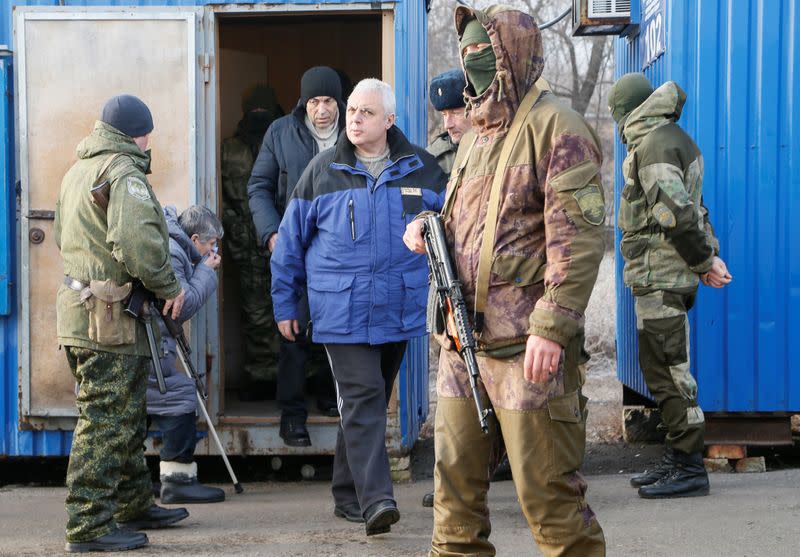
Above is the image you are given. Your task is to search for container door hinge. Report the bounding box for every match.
[201,53,211,84]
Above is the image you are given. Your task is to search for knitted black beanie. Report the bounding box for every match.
[100,95,154,138]
[300,66,342,105]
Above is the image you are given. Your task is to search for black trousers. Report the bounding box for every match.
[277,292,336,422]
[325,341,407,515]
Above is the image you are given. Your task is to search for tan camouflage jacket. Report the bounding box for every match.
[444,5,606,352]
[55,121,180,355]
[619,81,719,291]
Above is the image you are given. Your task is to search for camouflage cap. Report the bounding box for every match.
[608,73,654,125]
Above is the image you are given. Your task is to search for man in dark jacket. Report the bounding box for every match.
[147,205,225,505]
[271,78,446,536]
[248,66,343,446]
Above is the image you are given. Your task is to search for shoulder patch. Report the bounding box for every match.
[126,176,151,201]
[652,201,677,229]
[572,184,605,226]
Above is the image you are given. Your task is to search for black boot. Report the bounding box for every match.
[117,504,189,530]
[638,450,710,499]
[333,501,364,523]
[630,447,676,487]
[421,491,434,507]
[65,527,148,553]
[490,456,513,482]
[364,499,400,536]
[280,419,311,447]
[160,461,225,504]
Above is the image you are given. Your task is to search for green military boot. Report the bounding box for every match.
[638,450,709,499]
[630,447,676,488]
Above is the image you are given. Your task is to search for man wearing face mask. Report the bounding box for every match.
[403,6,606,556]
[248,66,343,447]
[608,73,731,499]
[146,205,226,505]
[221,84,283,402]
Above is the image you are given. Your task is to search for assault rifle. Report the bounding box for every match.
[422,214,494,433]
[124,285,167,395]
[127,283,243,494]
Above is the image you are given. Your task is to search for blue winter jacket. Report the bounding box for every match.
[271,126,447,345]
[146,206,218,416]
[247,101,346,247]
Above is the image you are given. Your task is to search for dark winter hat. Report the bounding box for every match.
[608,73,654,125]
[242,83,279,114]
[100,94,154,138]
[429,69,466,111]
[300,66,342,105]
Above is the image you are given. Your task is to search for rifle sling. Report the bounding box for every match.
[473,86,542,330]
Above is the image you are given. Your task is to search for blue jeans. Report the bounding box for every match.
[149,413,196,463]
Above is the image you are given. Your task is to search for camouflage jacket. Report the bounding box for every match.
[619,81,719,291]
[55,121,181,355]
[427,132,458,175]
[445,5,606,351]
[220,135,263,258]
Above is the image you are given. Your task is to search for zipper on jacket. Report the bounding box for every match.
[348,199,356,241]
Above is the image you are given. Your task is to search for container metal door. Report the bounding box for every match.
[14,7,209,422]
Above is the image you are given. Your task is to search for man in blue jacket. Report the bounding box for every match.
[271,78,446,536]
[147,205,226,505]
[248,66,343,446]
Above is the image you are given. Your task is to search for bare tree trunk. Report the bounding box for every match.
[573,38,607,116]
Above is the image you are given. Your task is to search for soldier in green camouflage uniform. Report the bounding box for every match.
[608,74,732,499]
[406,7,606,555]
[220,85,282,396]
[56,95,190,552]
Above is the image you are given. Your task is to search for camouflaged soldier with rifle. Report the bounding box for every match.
[404,6,606,555]
[608,73,732,499]
[55,95,190,553]
[421,68,513,511]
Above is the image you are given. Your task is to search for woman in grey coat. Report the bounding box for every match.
[147,205,224,504]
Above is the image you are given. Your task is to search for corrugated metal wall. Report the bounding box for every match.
[615,0,800,412]
[1,0,431,456]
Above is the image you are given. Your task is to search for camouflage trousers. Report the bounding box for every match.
[230,250,279,382]
[64,347,154,543]
[430,336,605,557]
[634,288,705,454]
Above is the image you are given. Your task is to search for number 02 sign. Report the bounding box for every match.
[641,0,665,69]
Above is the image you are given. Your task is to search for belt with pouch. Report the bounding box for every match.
[64,276,88,292]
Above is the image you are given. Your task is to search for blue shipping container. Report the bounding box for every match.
[615,0,800,412]
[1,0,430,457]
